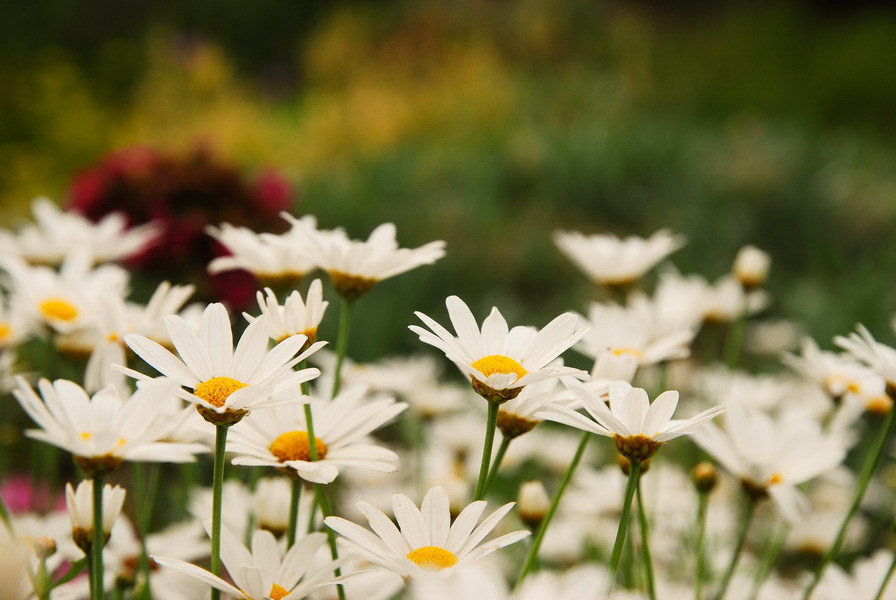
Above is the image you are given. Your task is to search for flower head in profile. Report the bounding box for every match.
[153,524,344,600]
[287,216,446,300]
[552,228,685,287]
[245,279,328,347]
[324,486,529,579]
[835,324,896,391]
[65,480,126,552]
[409,296,589,404]
[14,377,206,476]
[539,380,723,462]
[228,385,407,484]
[123,303,325,426]
[206,222,316,288]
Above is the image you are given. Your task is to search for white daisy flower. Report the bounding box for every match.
[14,376,206,476]
[496,371,577,439]
[552,228,685,286]
[812,548,896,600]
[409,295,589,403]
[691,401,846,522]
[538,380,724,461]
[252,477,316,537]
[289,216,446,300]
[65,480,126,552]
[575,297,696,370]
[153,524,344,600]
[324,486,530,578]
[835,324,896,390]
[702,275,769,323]
[207,222,316,286]
[0,197,160,266]
[228,385,407,484]
[246,279,328,345]
[123,303,326,426]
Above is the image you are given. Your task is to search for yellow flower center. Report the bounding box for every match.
[269,431,327,462]
[406,545,458,570]
[769,472,783,485]
[0,323,10,341]
[867,395,893,415]
[193,377,248,408]
[611,347,644,359]
[39,298,78,322]
[269,584,289,600]
[471,355,527,381]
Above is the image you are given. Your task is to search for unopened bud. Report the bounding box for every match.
[733,245,770,290]
[693,462,717,494]
[867,395,893,416]
[33,537,56,560]
[518,481,550,529]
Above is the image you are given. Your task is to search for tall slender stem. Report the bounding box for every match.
[802,406,896,600]
[91,474,105,600]
[482,434,512,494]
[210,425,229,600]
[473,403,499,501]
[330,298,354,399]
[714,497,757,600]
[637,483,657,600]
[133,463,156,600]
[515,431,589,588]
[315,485,346,600]
[608,460,642,593]
[748,523,789,600]
[724,307,748,370]
[287,478,302,547]
[302,399,321,535]
[695,493,709,600]
[874,549,896,600]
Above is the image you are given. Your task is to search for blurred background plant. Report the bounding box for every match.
[2,0,895,358]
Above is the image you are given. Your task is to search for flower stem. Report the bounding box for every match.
[314,485,346,600]
[608,459,642,594]
[713,496,757,600]
[91,474,105,600]
[802,405,896,600]
[482,434,512,495]
[0,492,15,537]
[874,549,896,600]
[695,493,709,600]
[133,462,157,600]
[516,431,589,589]
[724,307,748,370]
[287,478,302,548]
[210,424,229,600]
[748,523,789,600]
[637,483,657,600]
[330,297,354,399]
[473,403,499,501]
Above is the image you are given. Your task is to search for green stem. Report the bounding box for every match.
[91,474,105,600]
[515,431,589,588]
[132,463,155,600]
[210,425,229,600]
[287,478,302,547]
[36,556,50,600]
[314,485,346,600]
[608,460,642,593]
[874,549,896,600]
[713,497,757,600]
[637,483,657,600]
[473,403,499,501]
[724,307,748,370]
[748,523,789,600]
[695,493,709,600]
[482,434,512,495]
[802,406,896,600]
[330,298,354,399]
[0,492,15,537]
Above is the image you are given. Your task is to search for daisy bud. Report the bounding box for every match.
[692,462,717,494]
[66,480,126,553]
[866,394,893,416]
[732,245,770,290]
[518,481,550,529]
[33,537,57,560]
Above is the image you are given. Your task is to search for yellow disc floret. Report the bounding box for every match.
[611,347,644,360]
[39,298,79,322]
[269,431,328,462]
[193,377,248,408]
[269,584,289,600]
[471,355,527,381]
[0,323,10,342]
[406,545,458,570]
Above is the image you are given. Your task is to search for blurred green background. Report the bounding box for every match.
[2,0,896,359]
